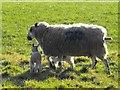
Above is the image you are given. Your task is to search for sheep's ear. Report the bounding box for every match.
[35,23,38,27]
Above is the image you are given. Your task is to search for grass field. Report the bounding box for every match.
[1,2,119,89]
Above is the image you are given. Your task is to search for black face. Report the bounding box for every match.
[27,27,33,40]
[27,35,32,40]
[27,23,38,40]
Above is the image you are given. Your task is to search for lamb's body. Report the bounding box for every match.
[27,22,111,74]
[30,44,42,73]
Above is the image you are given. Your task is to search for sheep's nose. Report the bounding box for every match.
[27,36,32,40]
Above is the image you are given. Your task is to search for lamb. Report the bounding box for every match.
[49,56,75,70]
[27,22,112,74]
[30,44,42,73]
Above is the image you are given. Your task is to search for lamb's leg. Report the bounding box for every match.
[30,60,34,73]
[33,63,37,73]
[90,56,97,69]
[36,61,42,73]
[38,65,42,72]
[30,65,34,73]
[30,66,34,73]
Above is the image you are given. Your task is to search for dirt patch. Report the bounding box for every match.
[2,72,10,78]
[81,76,96,82]
[58,74,75,80]
[20,61,29,65]
[56,68,76,80]
[80,67,88,73]
[105,85,114,90]
[2,61,10,66]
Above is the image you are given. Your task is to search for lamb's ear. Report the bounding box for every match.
[32,43,34,47]
[40,51,42,54]
[35,23,38,27]
[37,44,39,47]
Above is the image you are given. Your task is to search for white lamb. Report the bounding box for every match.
[30,44,42,73]
[49,56,75,70]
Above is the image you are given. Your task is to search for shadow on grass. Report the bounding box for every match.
[8,58,89,86]
[10,67,55,86]
[74,58,87,64]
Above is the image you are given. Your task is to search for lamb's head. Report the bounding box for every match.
[27,22,49,40]
[32,43,39,52]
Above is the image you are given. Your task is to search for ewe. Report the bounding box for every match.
[27,22,112,74]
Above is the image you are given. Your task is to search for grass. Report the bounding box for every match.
[1,2,119,89]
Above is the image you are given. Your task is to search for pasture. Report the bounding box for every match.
[1,2,119,88]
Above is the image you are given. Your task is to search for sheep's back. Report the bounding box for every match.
[41,25,106,56]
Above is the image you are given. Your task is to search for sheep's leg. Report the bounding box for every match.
[46,56,53,68]
[58,56,63,71]
[97,55,110,74]
[100,58,110,74]
[55,61,59,69]
[97,44,110,74]
[65,57,75,69]
[90,56,97,69]
[51,57,59,70]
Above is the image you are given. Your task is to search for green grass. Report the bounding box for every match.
[1,2,119,89]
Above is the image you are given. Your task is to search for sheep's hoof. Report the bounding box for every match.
[90,65,96,69]
[58,62,62,66]
[49,62,53,68]
[52,65,56,70]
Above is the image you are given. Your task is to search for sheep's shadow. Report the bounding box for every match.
[10,68,83,86]
[74,58,88,64]
[10,58,89,86]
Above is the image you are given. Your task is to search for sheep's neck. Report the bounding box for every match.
[35,28,48,47]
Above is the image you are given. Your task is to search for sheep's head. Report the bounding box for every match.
[27,23,38,40]
[27,22,49,40]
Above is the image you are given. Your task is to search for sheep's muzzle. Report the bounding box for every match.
[27,36,32,40]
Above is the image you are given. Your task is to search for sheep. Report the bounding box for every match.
[27,22,112,74]
[49,56,75,70]
[30,43,42,73]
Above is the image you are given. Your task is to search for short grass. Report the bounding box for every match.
[1,2,119,89]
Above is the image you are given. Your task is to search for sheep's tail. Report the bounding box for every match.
[105,37,113,40]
